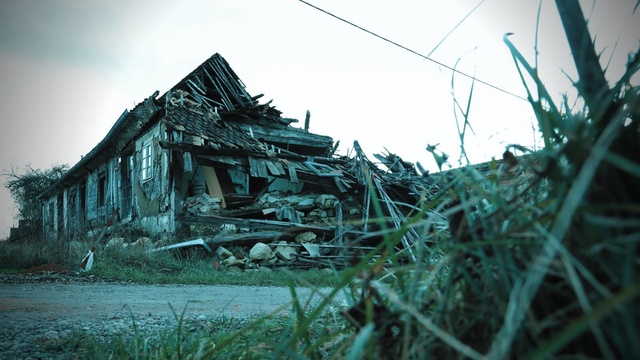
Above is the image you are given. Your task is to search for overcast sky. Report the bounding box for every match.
[1,0,638,238]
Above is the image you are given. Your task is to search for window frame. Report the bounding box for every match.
[141,142,153,182]
[98,171,107,207]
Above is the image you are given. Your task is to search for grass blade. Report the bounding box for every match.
[487,112,624,359]
[346,323,375,360]
[524,284,640,360]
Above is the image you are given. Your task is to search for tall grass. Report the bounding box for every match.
[285,22,638,360]
[194,9,640,360]
[0,234,339,287]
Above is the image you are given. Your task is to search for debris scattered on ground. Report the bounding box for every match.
[18,262,71,274]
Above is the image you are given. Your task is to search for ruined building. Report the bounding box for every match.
[38,53,517,265]
[37,53,358,242]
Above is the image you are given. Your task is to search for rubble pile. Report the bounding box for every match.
[183,194,223,216]
[182,191,348,226]
[109,143,516,271]
[212,231,330,271]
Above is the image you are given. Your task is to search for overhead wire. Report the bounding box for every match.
[297,0,529,102]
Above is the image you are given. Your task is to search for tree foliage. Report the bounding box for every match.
[3,164,69,234]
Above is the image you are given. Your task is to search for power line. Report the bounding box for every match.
[297,0,528,102]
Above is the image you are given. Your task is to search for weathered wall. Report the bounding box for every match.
[132,124,173,234]
[42,155,120,240]
[84,157,119,227]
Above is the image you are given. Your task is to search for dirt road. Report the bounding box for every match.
[0,281,332,322]
[0,273,344,359]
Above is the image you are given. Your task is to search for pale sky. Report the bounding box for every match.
[1,0,638,238]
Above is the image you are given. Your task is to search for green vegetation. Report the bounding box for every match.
[3,163,69,237]
[92,246,339,287]
[0,237,339,287]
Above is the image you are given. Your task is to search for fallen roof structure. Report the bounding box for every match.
[36,52,521,269]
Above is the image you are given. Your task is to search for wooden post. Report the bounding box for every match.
[304,110,310,131]
[335,201,343,247]
[203,166,226,208]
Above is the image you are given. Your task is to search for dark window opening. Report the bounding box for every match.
[80,182,86,213]
[120,154,134,218]
[248,176,269,194]
[47,201,54,229]
[98,172,107,207]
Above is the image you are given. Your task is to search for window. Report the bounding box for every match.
[80,180,86,214]
[98,172,107,207]
[141,144,152,181]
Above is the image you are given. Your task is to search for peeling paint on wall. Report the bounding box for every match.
[134,177,160,217]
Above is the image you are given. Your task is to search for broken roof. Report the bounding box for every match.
[37,93,160,200]
[38,53,336,200]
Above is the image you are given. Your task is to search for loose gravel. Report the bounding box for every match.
[0,272,336,360]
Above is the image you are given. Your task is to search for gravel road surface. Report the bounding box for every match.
[0,272,338,359]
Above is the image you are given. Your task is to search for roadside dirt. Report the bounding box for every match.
[0,266,342,326]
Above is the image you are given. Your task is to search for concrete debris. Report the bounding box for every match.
[314,194,338,209]
[295,231,317,244]
[274,241,297,261]
[222,255,245,268]
[249,242,272,261]
[131,237,153,249]
[219,224,237,235]
[183,193,223,216]
[105,237,125,249]
[274,205,303,223]
[215,246,233,259]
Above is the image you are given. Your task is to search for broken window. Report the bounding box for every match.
[120,154,134,219]
[98,172,107,207]
[141,143,152,181]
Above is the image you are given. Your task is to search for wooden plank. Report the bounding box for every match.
[186,83,203,101]
[288,163,299,183]
[272,160,286,175]
[235,125,333,147]
[199,155,239,165]
[184,135,202,146]
[198,94,225,108]
[203,231,293,247]
[195,73,207,92]
[248,156,260,177]
[256,159,269,178]
[203,166,226,208]
[159,140,223,154]
[207,73,233,110]
[211,58,247,105]
[209,61,242,105]
[178,214,335,233]
[201,67,227,108]
[187,79,206,94]
[213,78,235,110]
[333,177,347,193]
[334,201,343,247]
[265,160,282,176]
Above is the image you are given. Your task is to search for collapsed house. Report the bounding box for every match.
[37,53,514,267]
